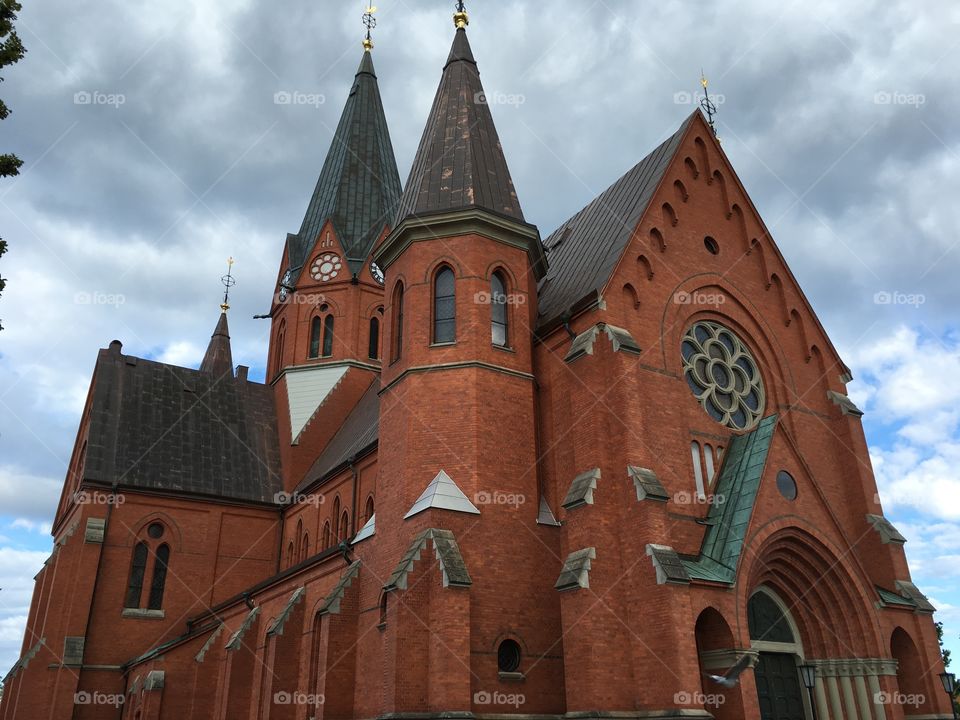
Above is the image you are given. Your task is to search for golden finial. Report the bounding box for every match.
[699,69,719,139]
[454,0,468,29]
[362,2,377,51]
[220,257,236,312]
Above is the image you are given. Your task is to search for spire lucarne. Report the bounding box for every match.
[287,48,402,279]
[393,16,525,224]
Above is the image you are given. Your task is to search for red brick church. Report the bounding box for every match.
[2,5,952,720]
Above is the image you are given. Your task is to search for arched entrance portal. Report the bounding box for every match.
[749,589,808,720]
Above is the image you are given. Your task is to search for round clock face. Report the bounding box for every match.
[311,253,342,282]
[370,261,384,285]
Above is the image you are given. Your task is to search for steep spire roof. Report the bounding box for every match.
[290,51,402,277]
[200,311,234,378]
[394,27,525,224]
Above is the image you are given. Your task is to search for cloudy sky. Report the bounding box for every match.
[0,0,957,682]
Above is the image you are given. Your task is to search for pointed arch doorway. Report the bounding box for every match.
[749,588,810,720]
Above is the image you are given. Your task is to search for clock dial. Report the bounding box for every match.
[370,261,384,285]
[311,253,342,282]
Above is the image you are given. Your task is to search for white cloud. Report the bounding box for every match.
[9,519,53,535]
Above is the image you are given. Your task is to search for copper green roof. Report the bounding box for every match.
[684,415,778,583]
[290,51,402,277]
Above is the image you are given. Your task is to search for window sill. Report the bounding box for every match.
[498,671,525,682]
[429,341,457,348]
[492,344,515,354]
[122,608,165,620]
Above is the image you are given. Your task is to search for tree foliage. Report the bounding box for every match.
[0,0,25,331]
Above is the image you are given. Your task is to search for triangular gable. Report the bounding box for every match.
[285,364,349,442]
[404,470,481,519]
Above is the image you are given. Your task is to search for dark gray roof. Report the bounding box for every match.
[561,468,600,509]
[555,547,596,591]
[82,342,283,504]
[394,28,525,224]
[536,113,696,328]
[297,378,379,493]
[289,51,402,277]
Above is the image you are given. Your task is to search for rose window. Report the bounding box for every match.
[681,321,764,430]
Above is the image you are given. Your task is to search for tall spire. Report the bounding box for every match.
[394,6,525,224]
[201,259,235,377]
[288,42,402,278]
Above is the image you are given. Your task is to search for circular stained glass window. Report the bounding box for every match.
[776,471,798,501]
[681,321,764,430]
[147,522,164,539]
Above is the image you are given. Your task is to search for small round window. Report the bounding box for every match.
[704,236,720,255]
[497,639,521,673]
[681,321,765,430]
[776,471,798,501]
[147,523,164,539]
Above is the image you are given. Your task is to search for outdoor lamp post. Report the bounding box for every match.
[799,664,819,720]
[939,672,958,720]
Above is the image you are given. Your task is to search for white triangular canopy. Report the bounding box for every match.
[404,470,481,519]
[285,365,348,442]
[352,513,375,543]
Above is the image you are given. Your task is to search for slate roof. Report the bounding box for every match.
[536,113,696,329]
[683,415,778,583]
[297,378,380,493]
[289,51,402,278]
[394,28,525,224]
[82,342,283,504]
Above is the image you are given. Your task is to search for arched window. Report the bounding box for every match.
[322,522,331,549]
[368,316,380,360]
[309,316,322,359]
[295,519,303,562]
[300,533,309,560]
[125,542,149,608]
[339,511,349,541]
[287,542,294,566]
[147,544,169,610]
[433,267,456,343]
[322,315,335,357]
[491,271,508,347]
[274,321,286,375]
[364,496,375,524]
[391,283,404,362]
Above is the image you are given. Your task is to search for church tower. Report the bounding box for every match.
[371,7,562,714]
[267,37,401,489]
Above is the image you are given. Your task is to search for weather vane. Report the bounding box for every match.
[700,71,719,138]
[454,0,468,29]
[220,257,236,312]
[362,1,377,51]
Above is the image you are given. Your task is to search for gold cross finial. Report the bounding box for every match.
[362,2,377,51]
[454,0,468,29]
[220,257,236,312]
